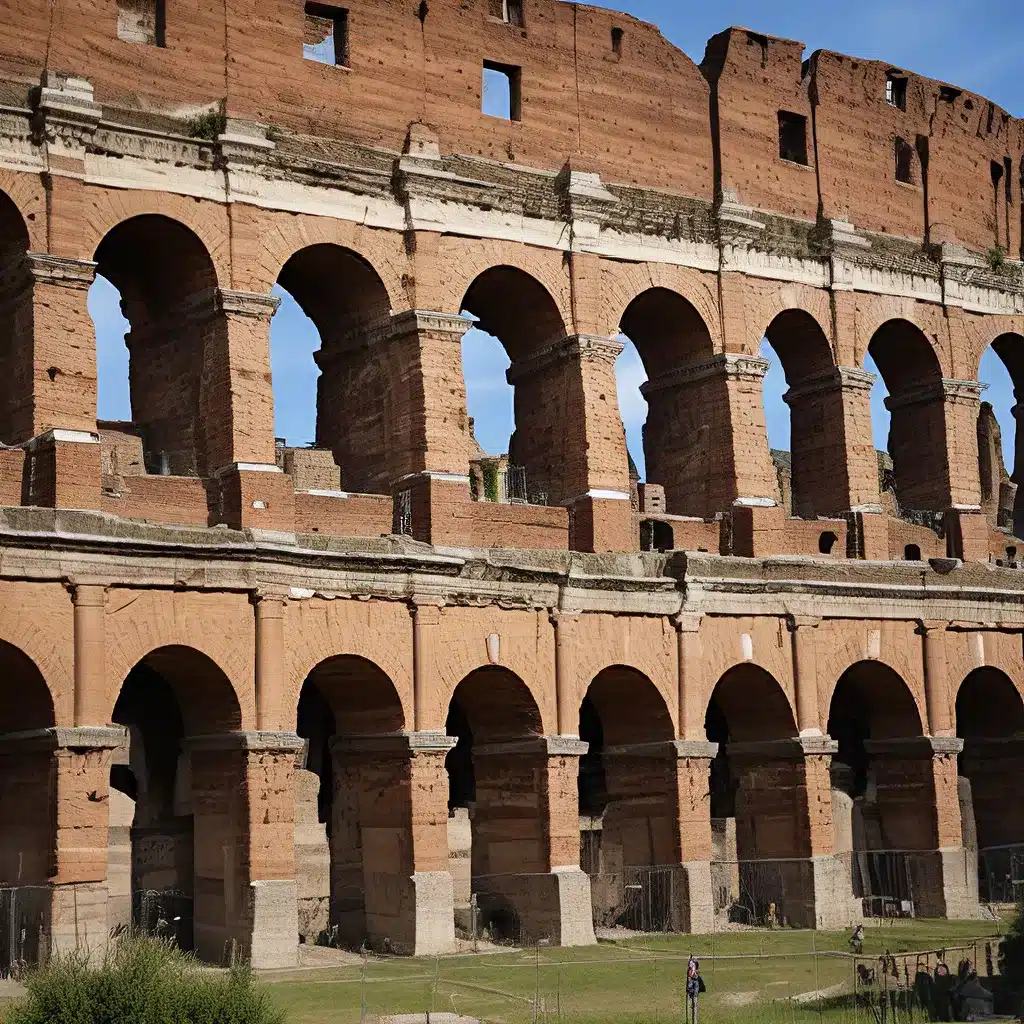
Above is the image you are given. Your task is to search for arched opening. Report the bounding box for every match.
[578,667,680,933]
[827,662,931,916]
[92,217,219,477]
[109,646,241,957]
[980,334,1024,538]
[760,311,840,518]
[0,191,33,446]
[0,641,54,972]
[867,319,948,513]
[446,667,544,943]
[904,544,921,561]
[819,531,838,554]
[293,655,404,948]
[461,267,570,506]
[274,245,393,494]
[619,288,717,517]
[704,665,811,926]
[956,668,1024,901]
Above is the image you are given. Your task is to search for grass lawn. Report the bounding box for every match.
[261,918,1009,1024]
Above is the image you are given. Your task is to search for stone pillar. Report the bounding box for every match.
[674,613,704,740]
[551,611,579,737]
[865,736,981,919]
[919,620,953,737]
[788,616,821,736]
[206,290,297,531]
[505,334,633,552]
[411,600,443,732]
[253,593,287,731]
[471,736,595,946]
[328,732,456,955]
[782,366,879,517]
[641,353,778,519]
[0,726,125,959]
[727,736,856,929]
[186,731,303,968]
[72,584,106,726]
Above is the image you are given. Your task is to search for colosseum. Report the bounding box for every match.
[0,0,1023,971]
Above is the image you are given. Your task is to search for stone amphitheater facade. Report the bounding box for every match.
[0,0,1023,968]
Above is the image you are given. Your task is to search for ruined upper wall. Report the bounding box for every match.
[1,1,1021,257]
[0,0,713,196]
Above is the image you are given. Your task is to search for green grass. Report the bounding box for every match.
[263,918,1008,1024]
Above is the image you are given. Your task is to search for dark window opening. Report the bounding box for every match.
[818,531,838,555]
[885,73,907,110]
[117,0,165,47]
[904,544,921,561]
[939,86,961,104]
[986,102,995,134]
[746,31,768,68]
[640,519,674,553]
[1005,157,1013,203]
[895,136,915,184]
[778,111,809,165]
[482,61,521,121]
[611,26,624,56]
[303,2,349,67]
[489,0,523,26]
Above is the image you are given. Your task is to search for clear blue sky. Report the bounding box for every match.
[90,0,1024,479]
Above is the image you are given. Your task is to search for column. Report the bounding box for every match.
[727,736,855,929]
[72,584,106,726]
[783,366,879,517]
[329,732,456,955]
[471,736,595,946]
[919,620,953,737]
[674,613,704,740]
[253,593,287,731]
[0,726,125,959]
[205,290,296,531]
[186,731,303,968]
[411,599,443,732]
[551,610,579,737]
[788,615,821,736]
[505,334,633,552]
[641,353,778,519]
[864,736,980,919]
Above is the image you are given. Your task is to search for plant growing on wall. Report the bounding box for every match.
[483,463,500,503]
[185,109,226,141]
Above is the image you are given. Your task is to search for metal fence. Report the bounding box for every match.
[131,887,194,950]
[0,886,49,979]
[980,844,1024,904]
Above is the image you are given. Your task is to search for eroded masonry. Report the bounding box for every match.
[1,0,1024,969]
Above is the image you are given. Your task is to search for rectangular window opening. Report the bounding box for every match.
[490,0,524,26]
[611,26,624,56]
[885,73,907,110]
[304,2,349,68]
[895,137,915,184]
[482,61,521,121]
[1005,157,1013,204]
[777,111,808,165]
[117,0,165,47]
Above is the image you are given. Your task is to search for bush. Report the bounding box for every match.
[999,900,1024,988]
[6,936,285,1024]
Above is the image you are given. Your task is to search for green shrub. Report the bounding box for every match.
[999,900,1024,988]
[6,936,285,1024]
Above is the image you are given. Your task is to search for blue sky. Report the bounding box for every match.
[90,0,1023,479]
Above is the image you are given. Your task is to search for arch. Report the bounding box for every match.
[274,243,394,492]
[619,288,717,515]
[764,309,836,385]
[0,188,33,446]
[461,265,567,364]
[299,654,405,735]
[866,319,949,511]
[705,664,798,743]
[0,639,55,734]
[828,661,924,744]
[956,667,1024,740]
[448,666,542,742]
[93,215,221,476]
[117,645,242,736]
[582,665,674,747]
[982,333,1024,535]
[620,287,715,379]
[460,267,579,505]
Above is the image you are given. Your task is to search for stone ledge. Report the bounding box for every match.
[185,731,305,753]
[0,726,126,751]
